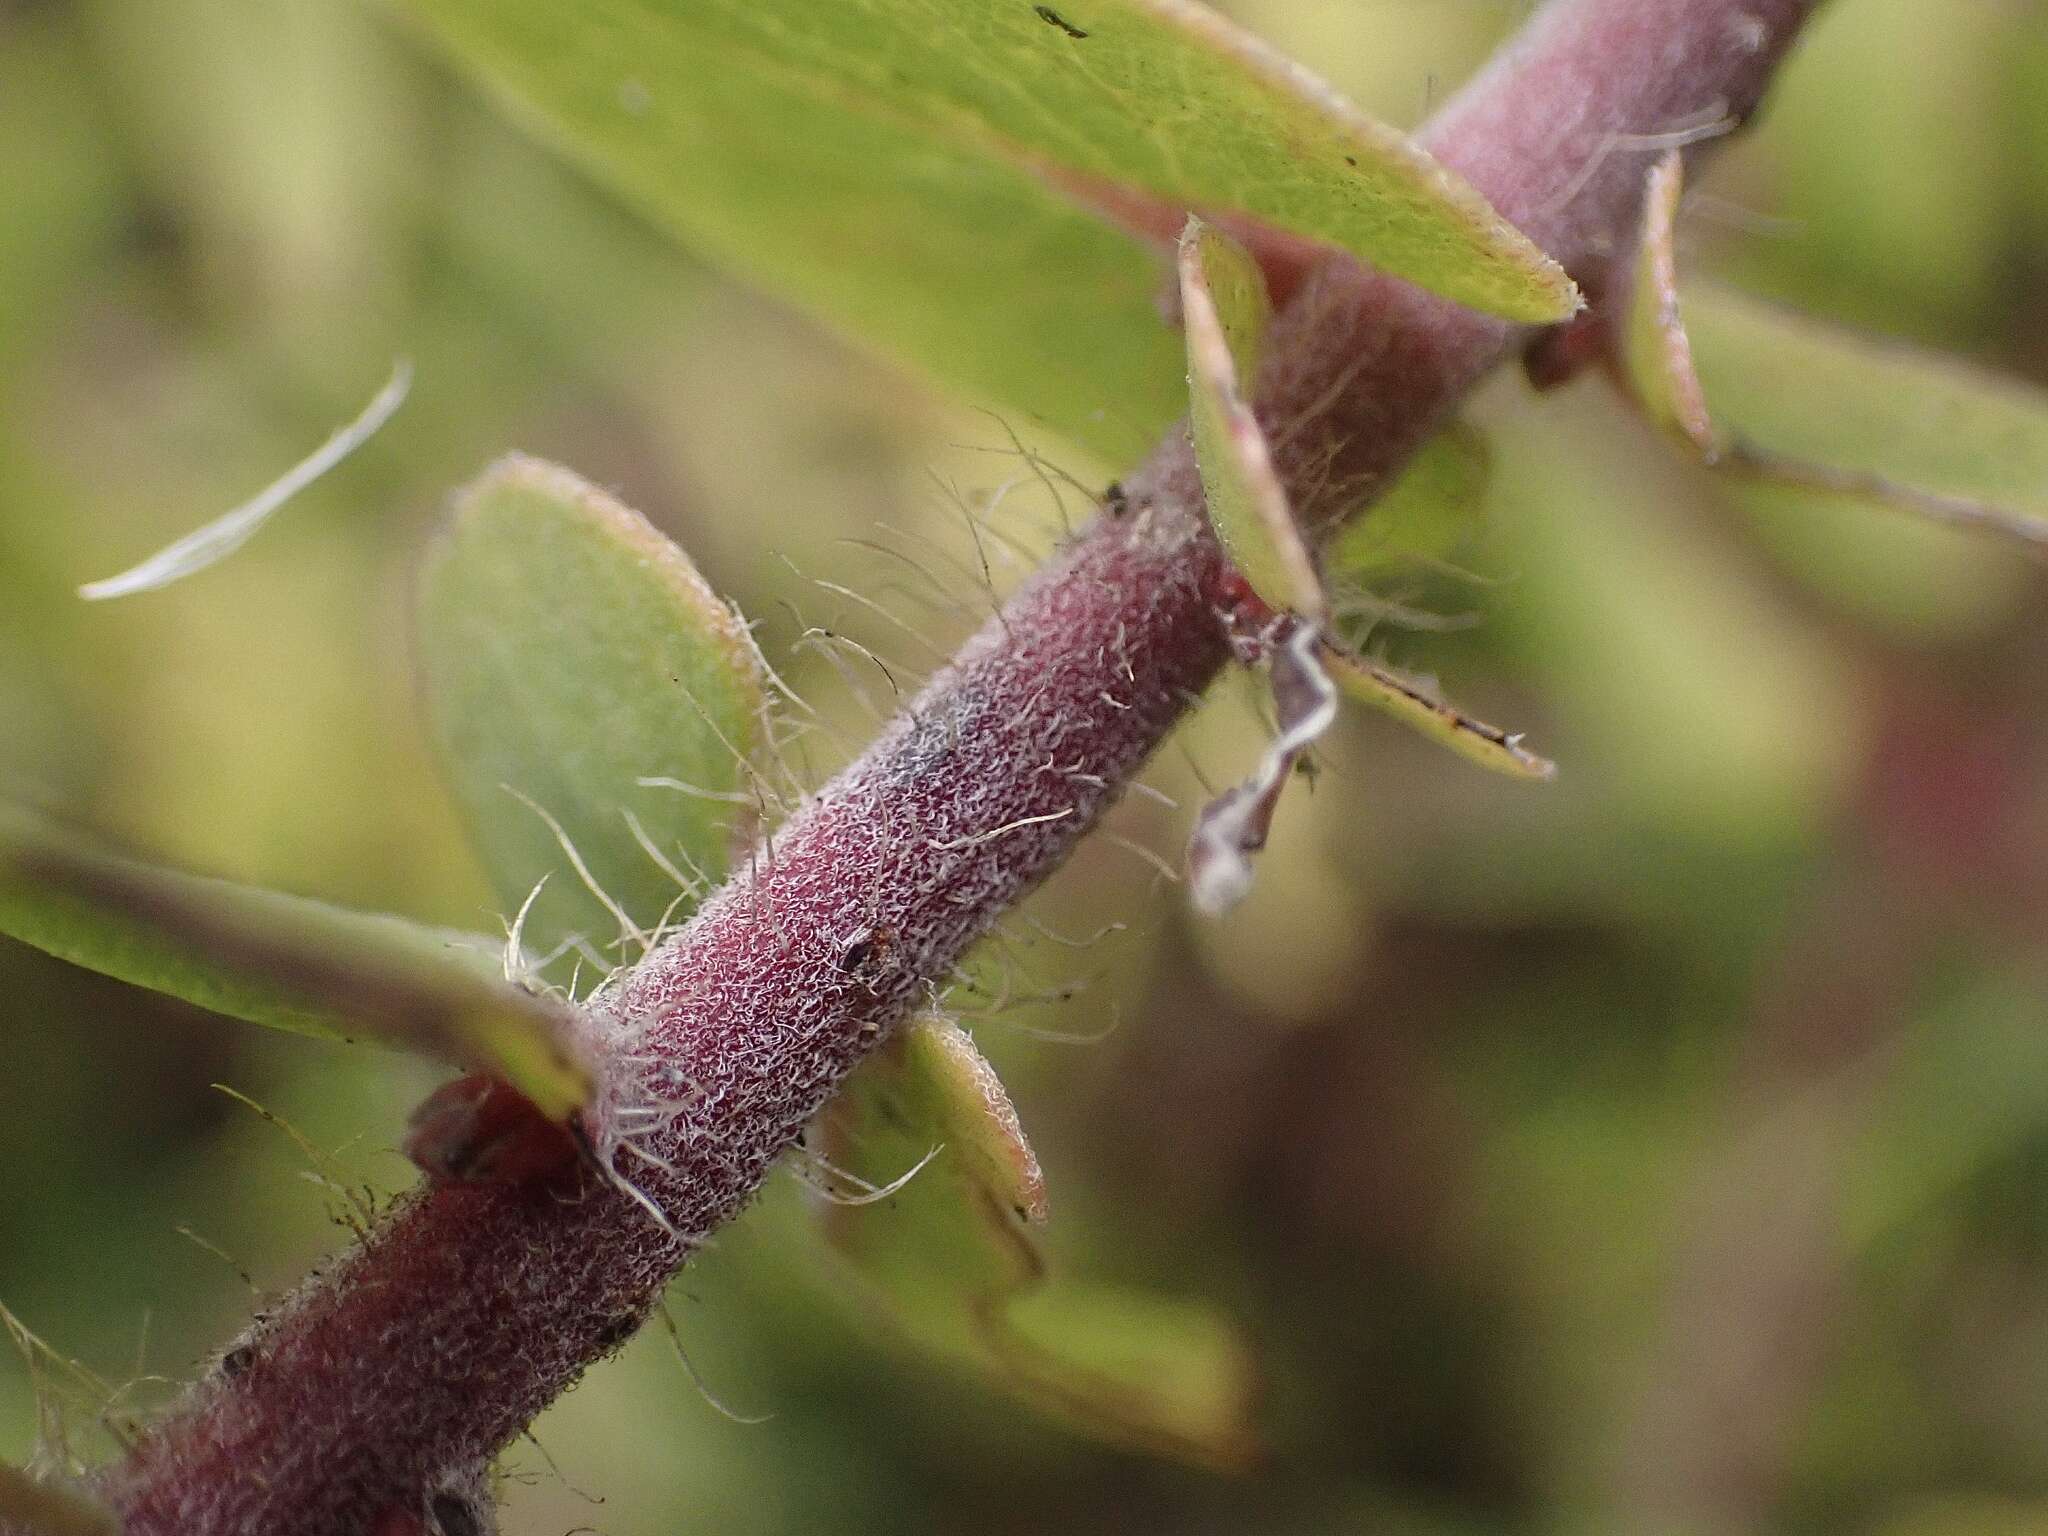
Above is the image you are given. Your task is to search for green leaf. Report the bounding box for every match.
[1326,420,1492,586]
[395,0,1573,456]
[1619,153,1713,451]
[997,1282,1257,1466]
[1620,151,2048,549]
[819,1013,1257,1468]
[416,455,763,972]
[1487,393,1859,837]
[1686,287,2048,543]
[820,1015,1047,1312]
[1180,217,1324,618]
[0,802,593,1120]
[0,1463,118,1536]
[1317,638,1554,781]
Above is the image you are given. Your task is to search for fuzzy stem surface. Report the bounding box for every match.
[101,1,1826,1529]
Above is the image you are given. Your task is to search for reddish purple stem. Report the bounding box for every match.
[100,2,1826,1530]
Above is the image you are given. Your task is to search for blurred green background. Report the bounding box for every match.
[6,0,2048,1530]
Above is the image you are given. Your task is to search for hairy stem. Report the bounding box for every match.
[101,1,1825,1529]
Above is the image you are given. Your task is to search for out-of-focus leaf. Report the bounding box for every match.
[1840,966,2048,1254]
[395,0,1573,458]
[0,15,124,365]
[997,1281,1257,1465]
[819,1013,1256,1468]
[1491,384,1861,837]
[405,17,1176,464]
[1686,288,2048,543]
[1621,152,2048,549]
[416,455,762,971]
[0,802,593,1120]
[0,1463,117,1536]
[1318,639,1553,781]
[1733,0,2012,333]
[80,0,407,330]
[1325,420,1492,586]
[1179,217,1324,619]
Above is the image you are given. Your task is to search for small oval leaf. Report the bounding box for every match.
[416,455,763,973]
[1180,217,1325,619]
[818,1013,1256,1467]
[820,1015,1048,1297]
[909,1013,1050,1227]
[997,1281,1257,1470]
[0,803,593,1120]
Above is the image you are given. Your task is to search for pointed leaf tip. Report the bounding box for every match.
[1319,640,1555,781]
[1621,154,1713,452]
[911,1013,1049,1226]
[821,1015,1046,1289]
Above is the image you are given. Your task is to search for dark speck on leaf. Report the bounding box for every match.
[220,1343,256,1378]
[1034,5,1088,39]
[1344,155,1357,167]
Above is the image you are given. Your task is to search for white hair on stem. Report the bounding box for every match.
[656,1302,774,1425]
[501,787,650,958]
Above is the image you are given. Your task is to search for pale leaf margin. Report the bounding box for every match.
[400,0,1575,325]
[1317,641,1555,781]
[415,453,765,972]
[817,1013,1256,1468]
[1619,151,2048,551]
[1179,215,1325,620]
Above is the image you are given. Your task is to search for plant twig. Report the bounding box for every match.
[97,2,1827,1529]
